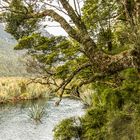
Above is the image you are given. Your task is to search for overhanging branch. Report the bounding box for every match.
[54,62,92,105]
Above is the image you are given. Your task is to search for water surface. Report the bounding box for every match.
[0,98,84,140]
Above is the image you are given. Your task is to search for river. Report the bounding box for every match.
[0,98,84,140]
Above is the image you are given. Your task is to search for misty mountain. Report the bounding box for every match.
[0,24,52,77]
[0,23,27,76]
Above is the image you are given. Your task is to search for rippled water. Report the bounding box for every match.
[0,98,84,140]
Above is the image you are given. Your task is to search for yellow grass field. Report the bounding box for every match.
[0,77,50,104]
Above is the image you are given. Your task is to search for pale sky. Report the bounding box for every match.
[0,0,83,36]
[46,26,67,36]
[42,0,83,36]
[44,21,68,36]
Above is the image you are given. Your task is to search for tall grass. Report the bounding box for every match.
[0,77,49,103]
[80,88,95,107]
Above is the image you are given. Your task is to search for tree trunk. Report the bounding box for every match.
[27,1,139,74]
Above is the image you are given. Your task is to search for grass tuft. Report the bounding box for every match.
[28,104,46,123]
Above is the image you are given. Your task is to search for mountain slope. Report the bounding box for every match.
[0,23,27,76]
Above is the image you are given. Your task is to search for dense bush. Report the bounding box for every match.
[54,68,140,140]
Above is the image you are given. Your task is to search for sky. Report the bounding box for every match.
[46,26,67,36]
[0,0,83,36]
[41,0,83,36]
[44,21,68,36]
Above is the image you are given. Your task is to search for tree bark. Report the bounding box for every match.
[27,9,97,64]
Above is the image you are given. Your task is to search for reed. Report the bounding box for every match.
[28,104,46,123]
[0,77,49,103]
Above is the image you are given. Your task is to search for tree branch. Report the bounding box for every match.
[54,62,92,105]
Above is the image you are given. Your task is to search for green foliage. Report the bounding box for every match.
[54,117,82,140]
[81,107,107,139]
[54,69,140,139]
[82,0,140,54]
[14,33,91,82]
[82,0,119,52]
[1,0,40,40]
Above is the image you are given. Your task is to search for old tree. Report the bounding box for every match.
[1,0,140,139]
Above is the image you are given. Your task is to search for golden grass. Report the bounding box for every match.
[0,77,49,104]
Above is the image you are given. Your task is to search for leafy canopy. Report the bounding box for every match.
[0,0,139,96]
[0,0,140,139]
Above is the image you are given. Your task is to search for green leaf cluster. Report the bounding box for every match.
[54,68,140,139]
[1,0,40,39]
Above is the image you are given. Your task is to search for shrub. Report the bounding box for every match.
[54,117,82,140]
[28,104,46,123]
[54,68,140,140]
